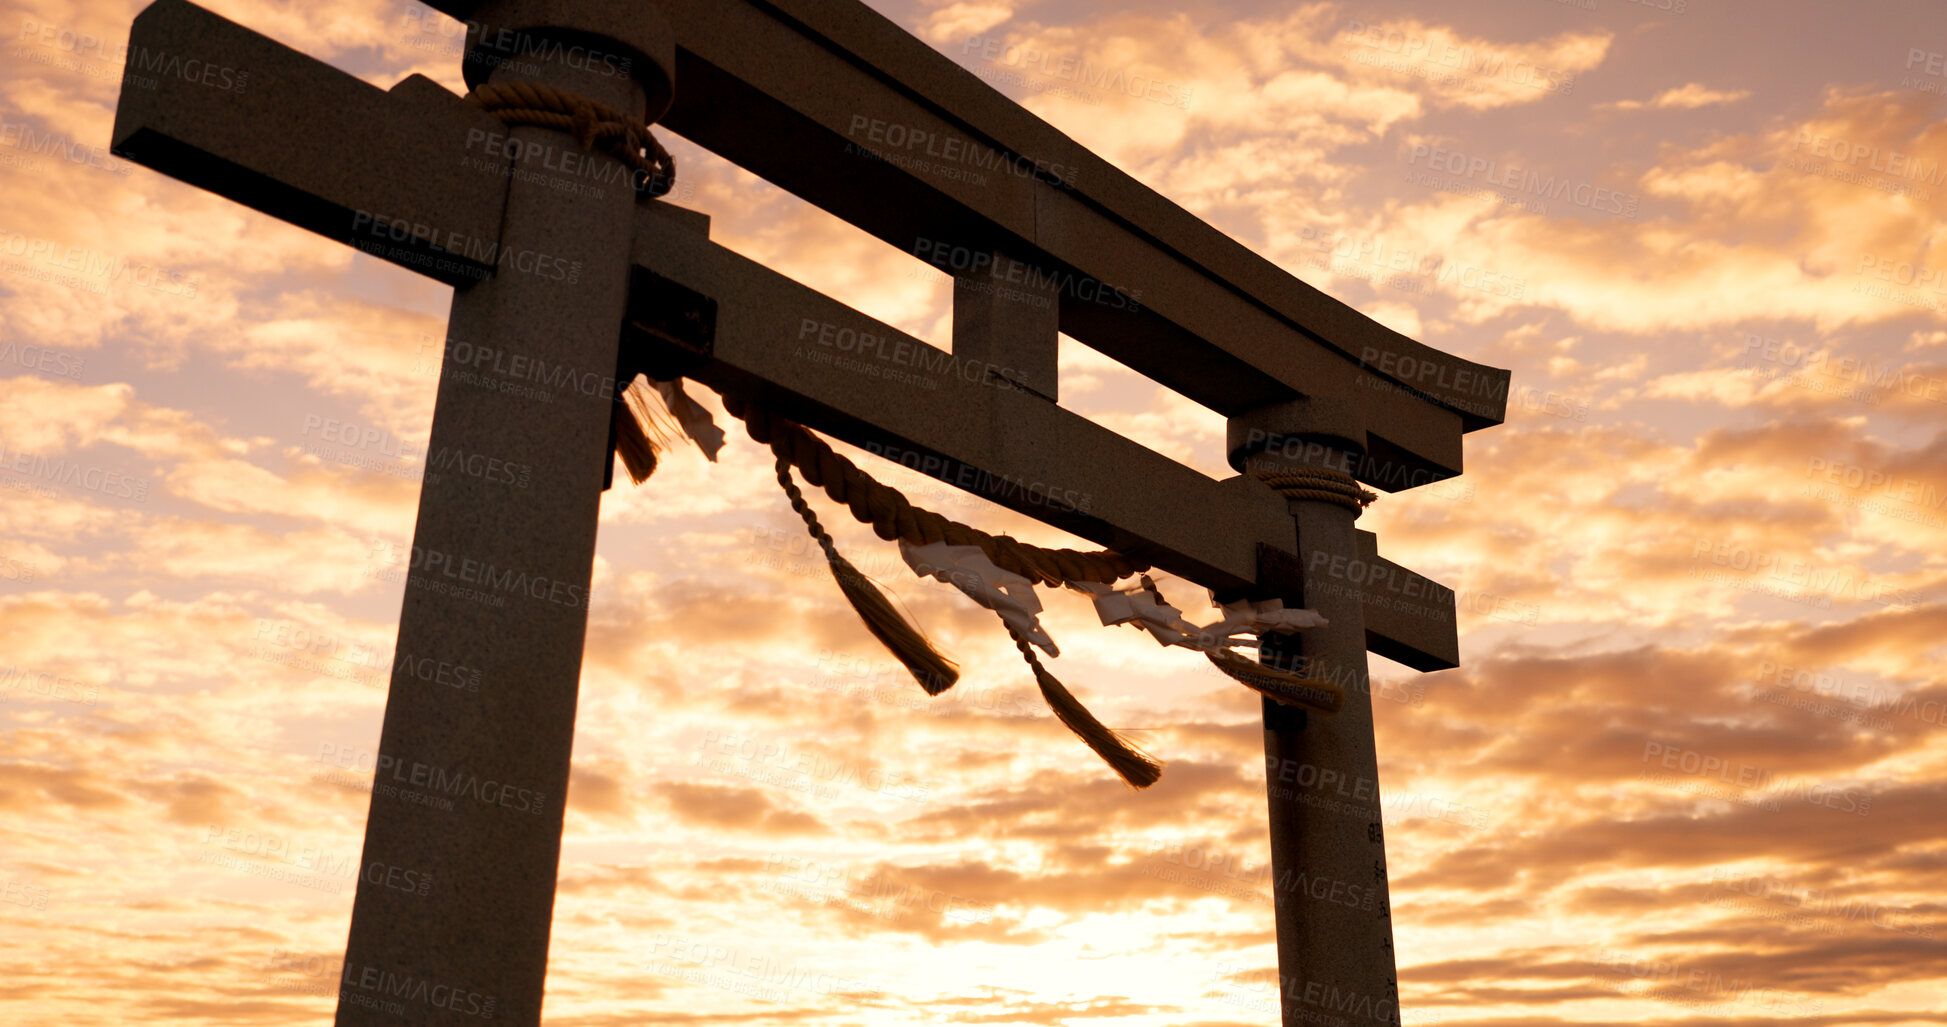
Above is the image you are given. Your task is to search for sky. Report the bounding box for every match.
[2,0,1945,1024]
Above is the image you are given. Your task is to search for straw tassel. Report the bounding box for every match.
[1004,624,1163,788]
[614,376,695,485]
[614,401,660,485]
[775,454,960,695]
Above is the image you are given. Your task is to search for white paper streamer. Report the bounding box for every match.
[900,540,1059,656]
[1199,598,1329,648]
[1074,581,1327,652]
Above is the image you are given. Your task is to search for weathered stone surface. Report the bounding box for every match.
[1250,431,1401,1027]
[461,0,676,119]
[331,38,647,1027]
[111,0,508,284]
[951,248,1060,402]
[1354,530,1459,672]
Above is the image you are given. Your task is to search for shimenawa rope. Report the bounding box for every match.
[614,380,1374,786]
[467,80,676,198]
[1253,468,1377,517]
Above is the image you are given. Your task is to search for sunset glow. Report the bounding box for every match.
[2,0,1944,1024]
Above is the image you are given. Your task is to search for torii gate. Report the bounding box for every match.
[108,0,1508,1023]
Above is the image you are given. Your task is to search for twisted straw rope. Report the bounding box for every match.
[467,80,675,198]
[1004,622,1163,788]
[722,394,1146,587]
[1255,468,1378,517]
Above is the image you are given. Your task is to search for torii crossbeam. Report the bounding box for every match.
[109,0,1509,1023]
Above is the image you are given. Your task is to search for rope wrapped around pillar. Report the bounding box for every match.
[467,80,676,198]
[1254,469,1377,517]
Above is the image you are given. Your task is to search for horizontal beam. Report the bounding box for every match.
[625,200,1459,668]
[110,0,507,285]
[417,0,1507,463]
[1354,531,1458,672]
[626,202,1289,589]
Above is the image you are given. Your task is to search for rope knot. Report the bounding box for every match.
[466,80,676,199]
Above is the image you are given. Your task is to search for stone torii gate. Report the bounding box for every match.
[109,0,1508,1023]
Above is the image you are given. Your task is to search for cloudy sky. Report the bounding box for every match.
[3,0,1945,1023]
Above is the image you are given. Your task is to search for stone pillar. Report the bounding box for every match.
[335,7,673,1025]
[1232,398,1400,1027]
